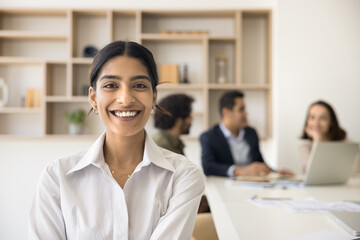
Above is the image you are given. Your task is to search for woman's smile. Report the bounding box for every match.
[110,109,141,119]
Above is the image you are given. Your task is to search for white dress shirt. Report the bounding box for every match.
[29,132,205,240]
[219,124,251,177]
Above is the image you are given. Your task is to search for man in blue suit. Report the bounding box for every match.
[200,91,292,177]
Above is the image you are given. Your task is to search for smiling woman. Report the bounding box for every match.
[29,41,205,240]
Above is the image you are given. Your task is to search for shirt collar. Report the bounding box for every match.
[66,131,175,175]
[142,131,176,172]
[219,123,245,141]
[66,132,106,175]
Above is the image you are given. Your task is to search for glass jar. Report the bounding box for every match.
[215,56,228,84]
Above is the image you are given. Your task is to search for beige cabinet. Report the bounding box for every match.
[0,9,272,139]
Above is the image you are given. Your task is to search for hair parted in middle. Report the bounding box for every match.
[88,40,169,114]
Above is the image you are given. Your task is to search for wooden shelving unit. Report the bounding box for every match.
[0,8,272,139]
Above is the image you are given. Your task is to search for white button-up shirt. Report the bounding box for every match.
[219,124,251,177]
[29,132,205,240]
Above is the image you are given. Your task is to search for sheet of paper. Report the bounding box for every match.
[249,197,360,213]
[280,230,354,240]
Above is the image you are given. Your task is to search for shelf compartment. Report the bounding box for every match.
[141,11,236,37]
[72,64,91,97]
[0,63,44,108]
[0,39,68,59]
[45,63,67,97]
[0,9,68,34]
[113,11,137,41]
[72,11,109,58]
[0,113,43,136]
[209,40,236,84]
[241,11,270,85]
[142,40,204,85]
[45,102,104,135]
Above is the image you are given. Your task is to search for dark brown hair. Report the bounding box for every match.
[301,100,346,141]
[154,94,194,129]
[219,90,244,117]
[88,40,168,114]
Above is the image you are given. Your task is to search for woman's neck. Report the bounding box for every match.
[103,130,145,168]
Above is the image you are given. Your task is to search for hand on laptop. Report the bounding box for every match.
[233,162,271,176]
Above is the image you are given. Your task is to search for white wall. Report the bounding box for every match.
[1,0,360,239]
[276,0,360,172]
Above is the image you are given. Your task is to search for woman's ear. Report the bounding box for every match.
[152,89,157,108]
[88,87,97,110]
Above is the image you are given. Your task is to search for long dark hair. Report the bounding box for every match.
[89,40,168,114]
[301,100,346,141]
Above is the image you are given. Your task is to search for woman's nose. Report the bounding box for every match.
[116,88,135,105]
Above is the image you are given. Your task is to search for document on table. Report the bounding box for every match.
[249,197,360,213]
[280,230,354,240]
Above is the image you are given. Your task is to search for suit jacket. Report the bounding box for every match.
[200,124,264,176]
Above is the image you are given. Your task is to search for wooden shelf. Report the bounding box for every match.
[157,83,203,90]
[0,57,45,64]
[208,83,271,90]
[0,9,272,138]
[72,58,93,64]
[45,96,89,102]
[0,30,67,40]
[0,107,42,114]
[141,33,206,41]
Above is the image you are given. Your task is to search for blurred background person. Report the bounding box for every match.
[153,93,217,240]
[300,100,359,176]
[201,90,293,177]
[152,94,194,155]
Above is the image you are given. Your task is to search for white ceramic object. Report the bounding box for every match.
[68,123,84,135]
[0,78,9,108]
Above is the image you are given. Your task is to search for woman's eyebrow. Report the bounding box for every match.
[130,75,151,82]
[99,75,121,81]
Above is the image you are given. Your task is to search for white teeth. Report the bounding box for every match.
[114,111,137,118]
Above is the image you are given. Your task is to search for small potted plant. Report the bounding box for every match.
[66,109,86,135]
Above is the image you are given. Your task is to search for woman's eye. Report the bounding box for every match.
[104,83,118,88]
[133,83,148,89]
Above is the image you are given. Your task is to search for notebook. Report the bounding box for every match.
[303,142,359,185]
[328,211,360,236]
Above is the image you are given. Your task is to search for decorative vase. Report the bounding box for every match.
[0,78,9,108]
[68,123,84,135]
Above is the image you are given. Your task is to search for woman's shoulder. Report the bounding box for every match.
[158,148,204,178]
[43,148,89,177]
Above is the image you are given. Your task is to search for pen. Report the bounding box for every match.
[251,195,292,200]
[261,197,292,200]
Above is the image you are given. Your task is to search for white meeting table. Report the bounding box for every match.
[205,176,360,240]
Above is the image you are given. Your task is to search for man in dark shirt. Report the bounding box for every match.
[201,90,293,177]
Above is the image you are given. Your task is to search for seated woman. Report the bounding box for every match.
[300,100,359,175]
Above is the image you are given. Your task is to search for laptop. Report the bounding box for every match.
[233,142,359,186]
[328,211,360,236]
[303,142,359,185]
